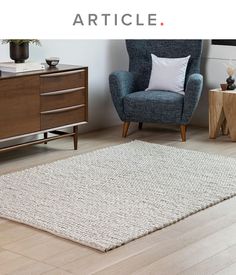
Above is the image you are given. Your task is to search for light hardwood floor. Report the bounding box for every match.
[1,124,236,275]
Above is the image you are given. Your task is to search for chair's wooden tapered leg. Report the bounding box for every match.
[180,125,187,142]
[138,122,143,130]
[122,122,130,138]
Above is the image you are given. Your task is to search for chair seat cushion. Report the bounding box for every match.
[123,90,184,123]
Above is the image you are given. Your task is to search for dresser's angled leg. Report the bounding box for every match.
[73,126,78,150]
[44,132,48,144]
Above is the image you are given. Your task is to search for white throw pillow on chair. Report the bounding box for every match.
[146,54,190,95]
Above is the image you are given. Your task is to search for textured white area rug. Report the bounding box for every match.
[1,141,236,252]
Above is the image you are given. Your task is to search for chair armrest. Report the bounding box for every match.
[181,73,203,124]
[109,71,135,121]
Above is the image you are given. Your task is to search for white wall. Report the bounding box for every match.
[0,40,129,134]
[192,40,236,127]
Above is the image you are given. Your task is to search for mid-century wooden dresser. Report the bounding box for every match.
[0,64,88,152]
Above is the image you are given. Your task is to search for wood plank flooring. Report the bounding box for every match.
[0,124,236,275]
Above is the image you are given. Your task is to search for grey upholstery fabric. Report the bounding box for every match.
[124,91,184,123]
[182,73,203,124]
[109,71,135,121]
[109,40,203,125]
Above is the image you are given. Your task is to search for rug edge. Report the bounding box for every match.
[1,192,236,252]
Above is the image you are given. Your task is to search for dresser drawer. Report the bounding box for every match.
[41,105,86,130]
[40,70,85,93]
[40,87,85,112]
[0,76,40,139]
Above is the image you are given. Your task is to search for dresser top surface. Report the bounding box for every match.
[0,64,87,80]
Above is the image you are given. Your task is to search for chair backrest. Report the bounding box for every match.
[126,40,202,91]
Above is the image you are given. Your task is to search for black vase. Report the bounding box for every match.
[226,76,236,90]
[10,42,29,63]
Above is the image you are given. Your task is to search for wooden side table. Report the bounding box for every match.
[209,88,236,141]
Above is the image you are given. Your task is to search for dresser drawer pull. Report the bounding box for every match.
[40,70,85,78]
[41,104,85,115]
[41,87,85,96]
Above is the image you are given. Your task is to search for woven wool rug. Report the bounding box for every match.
[1,140,236,252]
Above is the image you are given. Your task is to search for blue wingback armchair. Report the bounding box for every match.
[109,40,203,141]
